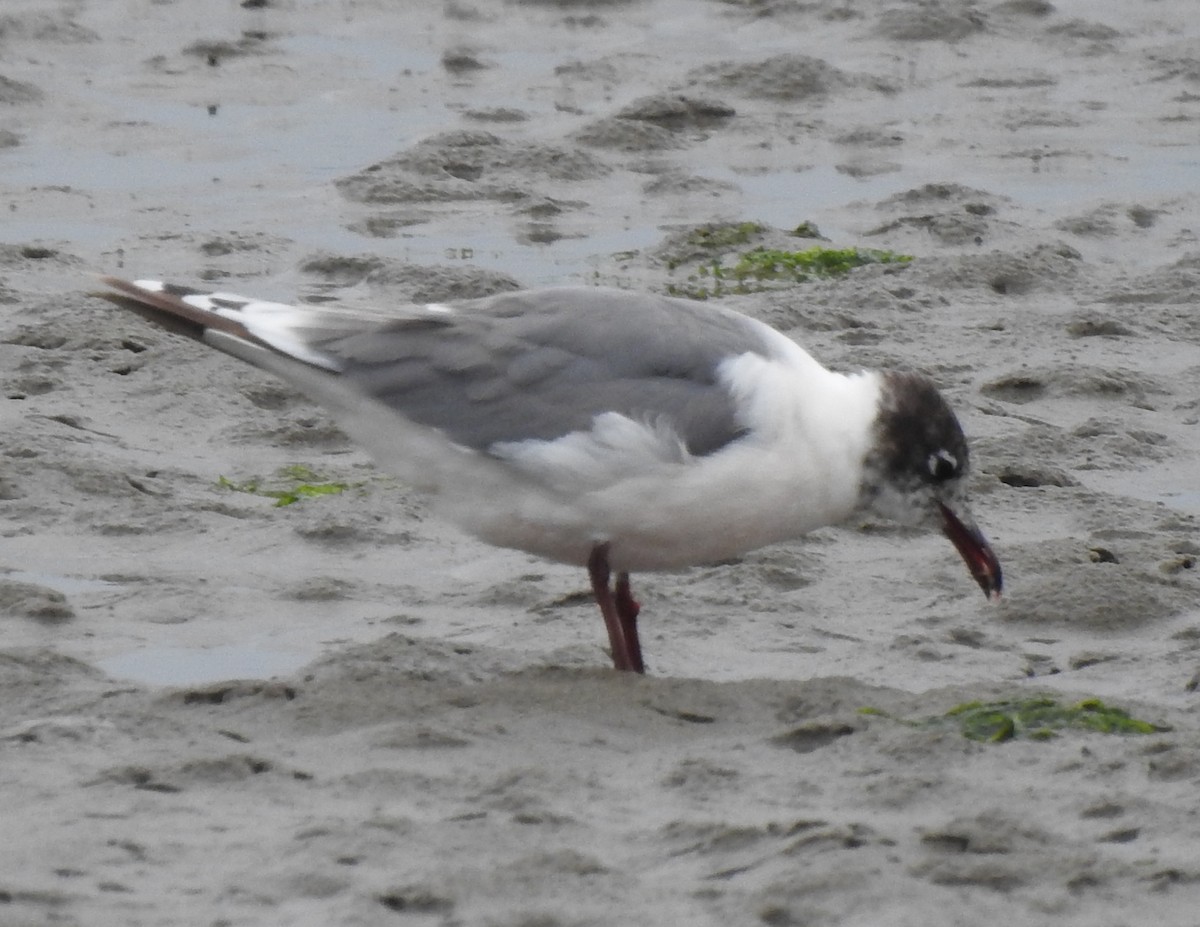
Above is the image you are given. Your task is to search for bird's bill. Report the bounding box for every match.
[937,502,1003,600]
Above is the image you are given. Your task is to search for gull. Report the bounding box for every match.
[100,277,1002,673]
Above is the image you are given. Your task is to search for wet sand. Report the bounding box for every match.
[2,1,1199,924]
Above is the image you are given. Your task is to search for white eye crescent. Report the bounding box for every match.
[928,449,957,481]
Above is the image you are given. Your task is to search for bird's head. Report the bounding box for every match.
[860,371,1002,600]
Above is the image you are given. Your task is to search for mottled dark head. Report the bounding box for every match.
[861,371,1003,599]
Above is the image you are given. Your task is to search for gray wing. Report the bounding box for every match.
[317,287,772,457]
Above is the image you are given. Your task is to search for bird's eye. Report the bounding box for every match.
[928,450,958,482]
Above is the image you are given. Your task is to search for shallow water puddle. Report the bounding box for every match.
[706,144,1200,230]
[1081,466,1200,517]
[1158,490,1200,516]
[97,644,313,687]
[4,570,117,595]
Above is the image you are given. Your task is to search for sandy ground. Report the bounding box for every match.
[2,0,1200,924]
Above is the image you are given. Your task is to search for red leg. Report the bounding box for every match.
[587,543,642,673]
[614,572,644,674]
